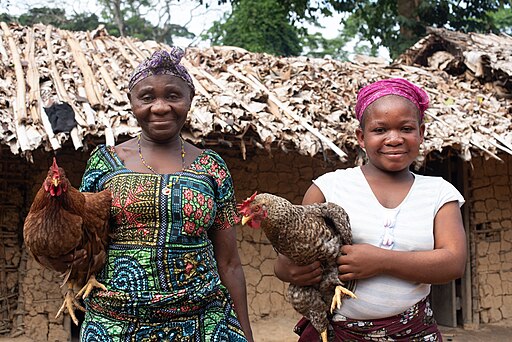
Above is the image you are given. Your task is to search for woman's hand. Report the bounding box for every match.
[337,244,385,282]
[37,249,88,273]
[274,253,322,286]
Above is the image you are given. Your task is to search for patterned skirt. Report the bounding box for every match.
[295,297,442,342]
[80,286,247,342]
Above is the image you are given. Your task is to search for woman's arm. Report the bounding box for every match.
[338,200,467,284]
[273,184,325,285]
[209,227,254,342]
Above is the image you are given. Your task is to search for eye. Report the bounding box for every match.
[253,205,261,212]
[401,126,414,133]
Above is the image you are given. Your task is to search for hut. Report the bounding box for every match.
[0,22,511,340]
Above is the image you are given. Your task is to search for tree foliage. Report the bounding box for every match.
[207,0,302,56]
[337,0,512,59]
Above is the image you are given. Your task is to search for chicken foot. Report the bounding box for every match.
[56,282,85,325]
[76,275,107,299]
[330,285,357,313]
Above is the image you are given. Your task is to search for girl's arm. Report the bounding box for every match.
[209,227,254,342]
[337,200,467,284]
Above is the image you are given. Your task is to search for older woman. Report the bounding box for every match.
[53,48,253,341]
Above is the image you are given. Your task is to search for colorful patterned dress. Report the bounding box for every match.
[78,145,247,342]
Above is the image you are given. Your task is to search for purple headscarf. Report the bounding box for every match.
[128,48,195,94]
[354,78,429,122]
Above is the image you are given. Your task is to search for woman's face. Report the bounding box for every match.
[356,95,425,173]
[129,74,193,142]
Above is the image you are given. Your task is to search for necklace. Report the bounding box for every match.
[137,134,186,196]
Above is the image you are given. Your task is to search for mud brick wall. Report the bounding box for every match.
[469,154,512,324]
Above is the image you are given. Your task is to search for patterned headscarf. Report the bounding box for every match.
[128,48,195,95]
[355,78,429,122]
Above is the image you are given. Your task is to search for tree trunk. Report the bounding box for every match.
[397,0,422,39]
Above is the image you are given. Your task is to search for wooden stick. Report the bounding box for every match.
[25,27,41,124]
[86,36,126,103]
[227,65,348,160]
[63,31,103,108]
[0,22,27,124]
[425,111,503,161]
[45,26,87,128]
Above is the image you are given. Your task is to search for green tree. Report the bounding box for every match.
[207,0,302,56]
[319,0,511,59]
[216,0,511,59]
[97,0,194,44]
[17,7,69,27]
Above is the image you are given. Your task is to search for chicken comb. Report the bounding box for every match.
[51,157,59,173]
[237,191,258,212]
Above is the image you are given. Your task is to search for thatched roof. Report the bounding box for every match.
[0,23,511,164]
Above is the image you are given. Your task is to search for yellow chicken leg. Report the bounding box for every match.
[76,275,107,299]
[330,285,357,313]
[56,282,85,325]
[320,329,328,342]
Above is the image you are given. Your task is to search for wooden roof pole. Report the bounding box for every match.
[86,35,125,104]
[63,31,103,108]
[44,26,83,150]
[26,27,61,150]
[0,22,27,124]
[424,111,503,161]
[25,27,41,124]
[227,65,348,160]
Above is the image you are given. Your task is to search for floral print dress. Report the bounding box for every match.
[78,145,246,342]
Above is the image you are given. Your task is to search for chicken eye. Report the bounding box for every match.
[253,205,261,212]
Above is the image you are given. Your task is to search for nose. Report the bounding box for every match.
[385,130,404,145]
[150,98,170,115]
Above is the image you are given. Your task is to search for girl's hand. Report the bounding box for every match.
[274,253,322,286]
[337,244,386,281]
[37,249,88,273]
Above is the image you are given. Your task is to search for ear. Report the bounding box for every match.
[419,122,426,142]
[355,127,365,149]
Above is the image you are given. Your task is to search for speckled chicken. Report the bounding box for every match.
[239,192,356,342]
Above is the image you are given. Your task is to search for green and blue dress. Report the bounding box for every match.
[78,145,246,342]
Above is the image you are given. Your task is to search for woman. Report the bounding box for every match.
[48,48,253,341]
[274,78,467,341]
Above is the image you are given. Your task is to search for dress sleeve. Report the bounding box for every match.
[79,145,116,193]
[200,150,241,231]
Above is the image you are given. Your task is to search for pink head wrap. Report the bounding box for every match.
[354,78,429,122]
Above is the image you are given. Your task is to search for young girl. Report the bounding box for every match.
[274,78,467,341]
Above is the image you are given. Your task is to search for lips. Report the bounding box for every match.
[382,151,406,155]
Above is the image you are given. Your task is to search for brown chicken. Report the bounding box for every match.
[23,157,111,325]
[239,192,356,342]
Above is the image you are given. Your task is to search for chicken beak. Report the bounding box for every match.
[241,215,251,226]
[52,177,59,186]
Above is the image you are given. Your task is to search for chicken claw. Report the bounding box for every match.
[330,285,357,313]
[76,275,107,299]
[56,283,85,325]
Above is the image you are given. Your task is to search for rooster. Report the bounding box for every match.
[23,157,111,325]
[239,192,356,342]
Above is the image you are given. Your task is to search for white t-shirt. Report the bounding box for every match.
[313,166,465,320]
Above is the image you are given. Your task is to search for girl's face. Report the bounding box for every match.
[356,95,425,174]
[129,74,193,142]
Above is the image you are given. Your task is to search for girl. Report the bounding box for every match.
[274,78,467,341]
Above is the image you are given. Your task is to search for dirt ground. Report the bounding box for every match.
[1,317,512,341]
[250,315,512,342]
